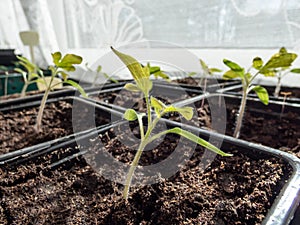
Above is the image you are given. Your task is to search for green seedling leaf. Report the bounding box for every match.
[153,71,170,80]
[142,65,150,77]
[124,83,141,92]
[290,68,300,73]
[104,73,119,83]
[187,72,197,76]
[149,65,161,74]
[165,128,232,157]
[64,79,87,97]
[164,105,194,120]
[52,52,62,65]
[60,71,69,81]
[223,70,240,80]
[52,52,83,72]
[15,68,27,81]
[249,85,269,105]
[223,59,243,72]
[209,68,222,73]
[96,65,102,73]
[111,47,151,94]
[124,109,138,121]
[14,68,26,75]
[279,47,287,54]
[146,63,169,80]
[260,69,276,77]
[150,96,166,116]
[260,52,297,72]
[200,59,209,71]
[17,56,36,73]
[60,54,82,65]
[201,59,222,75]
[252,57,263,70]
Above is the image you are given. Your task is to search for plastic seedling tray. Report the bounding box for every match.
[0,96,123,161]
[1,119,299,224]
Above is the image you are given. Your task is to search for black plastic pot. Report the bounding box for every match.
[0,80,130,107]
[217,84,300,104]
[1,119,299,224]
[289,204,300,225]
[0,49,18,66]
[0,87,78,106]
[0,96,123,162]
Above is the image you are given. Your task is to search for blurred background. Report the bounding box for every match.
[0,0,300,86]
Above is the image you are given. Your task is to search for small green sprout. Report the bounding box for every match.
[14,56,41,97]
[223,50,296,138]
[144,62,170,81]
[34,52,87,132]
[260,47,299,97]
[199,59,222,107]
[85,63,119,86]
[200,59,222,78]
[181,59,221,88]
[111,47,232,201]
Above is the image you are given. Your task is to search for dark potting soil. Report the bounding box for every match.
[172,77,228,87]
[225,105,300,156]
[266,86,300,99]
[177,99,300,158]
[0,100,111,154]
[0,125,291,224]
[94,89,197,111]
[0,90,43,101]
[225,86,300,99]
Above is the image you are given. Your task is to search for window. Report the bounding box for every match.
[57,0,300,49]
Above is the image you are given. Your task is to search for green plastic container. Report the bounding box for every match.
[0,73,37,96]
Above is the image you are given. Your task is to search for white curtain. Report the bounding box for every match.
[0,0,59,68]
[58,0,300,49]
[63,0,144,48]
[0,0,29,54]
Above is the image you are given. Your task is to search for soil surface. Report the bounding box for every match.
[172,77,224,86]
[225,86,300,100]
[93,88,197,111]
[225,104,300,157]
[0,124,291,224]
[174,98,300,158]
[267,86,300,99]
[0,90,43,101]
[0,100,111,154]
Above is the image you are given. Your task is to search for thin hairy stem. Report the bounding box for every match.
[34,69,57,132]
[4,72,8,96]
[123,140,147,200]
[21,82,29,97]
[123,106,161,200]
[233,87,248,138]
[34,88,50,132]
[274,75,282,97]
